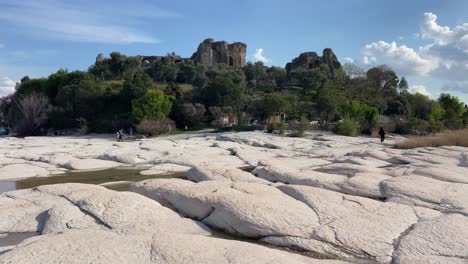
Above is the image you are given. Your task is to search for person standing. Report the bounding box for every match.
[378,127,386,143]
[117,129,123,142]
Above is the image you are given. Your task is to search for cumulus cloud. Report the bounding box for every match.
[361,12,468,93]
[0,0,178,44]
[362,41,437,75]
[0,77,16,97]
[343,57,354,63]
[253,48,271,63]
[420,12,456,45]
[362,56,377,65]
[410,85,432,97]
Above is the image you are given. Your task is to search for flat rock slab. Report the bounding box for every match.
[381,175,468,215]
[130,179,319,238]
[187,165,271,184]
[270,184,435,263]
[393,214,468,264]
[139,163,190,175]
[0,229,348,264]
[1,183,210,237]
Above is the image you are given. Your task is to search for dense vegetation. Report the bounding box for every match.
[1,51,467,137]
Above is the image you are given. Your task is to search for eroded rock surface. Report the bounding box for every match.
[1,131,468,263]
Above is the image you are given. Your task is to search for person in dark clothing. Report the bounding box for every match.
[378,127,386,143]
[117,129,123,142]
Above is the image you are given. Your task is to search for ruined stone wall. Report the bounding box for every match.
[191,38,247,67]
[285,48,341,76]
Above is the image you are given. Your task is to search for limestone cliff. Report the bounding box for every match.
[191,38,247,67]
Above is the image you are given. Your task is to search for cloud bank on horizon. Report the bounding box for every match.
[360,12,468,98]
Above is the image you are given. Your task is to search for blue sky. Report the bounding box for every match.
[0,0,467,102]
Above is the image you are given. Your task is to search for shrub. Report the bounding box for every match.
[136,118,175,136]
[334,118,360,136]
[266,122,287,134]
[341,101,379,133]
[288,117,310,137]
[394,119,430,135]
[234,124,257,132]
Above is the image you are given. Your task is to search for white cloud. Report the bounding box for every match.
[0,77,16,97]
[344,57,354,63]
[253,48,271,63]
[0,1,177,44]
[362,56,377,65]
[420,12,455,45]
[361,12,468,94]
[410,85,432,97]
[362,41,437,75]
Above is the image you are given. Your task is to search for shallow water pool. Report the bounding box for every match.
[0,168,185,193]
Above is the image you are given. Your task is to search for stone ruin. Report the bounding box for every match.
[191,38,247,67]
[285,48,341,76]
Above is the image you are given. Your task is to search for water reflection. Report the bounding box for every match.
[0,168,185,193]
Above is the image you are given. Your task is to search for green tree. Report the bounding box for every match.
[122,71,153,100]
[366,65,399,113]
[438,93,465,129]
[260,93,291,119]
[131,90,173,122]
[202,76,244,109]
[398,77,409,93]
[406,92,432,119]
[428,102,445,132]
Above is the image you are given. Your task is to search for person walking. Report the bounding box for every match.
[378,127,386,143]
[117,129,123,142]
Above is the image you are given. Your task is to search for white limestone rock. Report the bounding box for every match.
[130,179,319,238]
[187,165,271,184]
[381,175,468,215]
[139,163,190,175]
[393,214,468,264]
[0,229,348,264]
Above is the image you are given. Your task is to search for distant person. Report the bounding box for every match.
[117,129,123,142]
[378,127,385,143]
[129,127,133,137]
[184,122,188,132]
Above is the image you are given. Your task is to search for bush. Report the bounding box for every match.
[136,118,175,136]
[266,122,286,134]
[394,119,430,135]
[288,117,310,137]
[234,124,257,132]
[341,101,379,133]
[334,118,360,136]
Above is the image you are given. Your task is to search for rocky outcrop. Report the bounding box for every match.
[0,229,343,264]
[285,48,341,76]
[191,38,247,67]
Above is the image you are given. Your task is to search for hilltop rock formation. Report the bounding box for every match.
[285,48,341,76]
[191,38,247,67]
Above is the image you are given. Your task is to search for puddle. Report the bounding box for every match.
[0,168,186,193]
